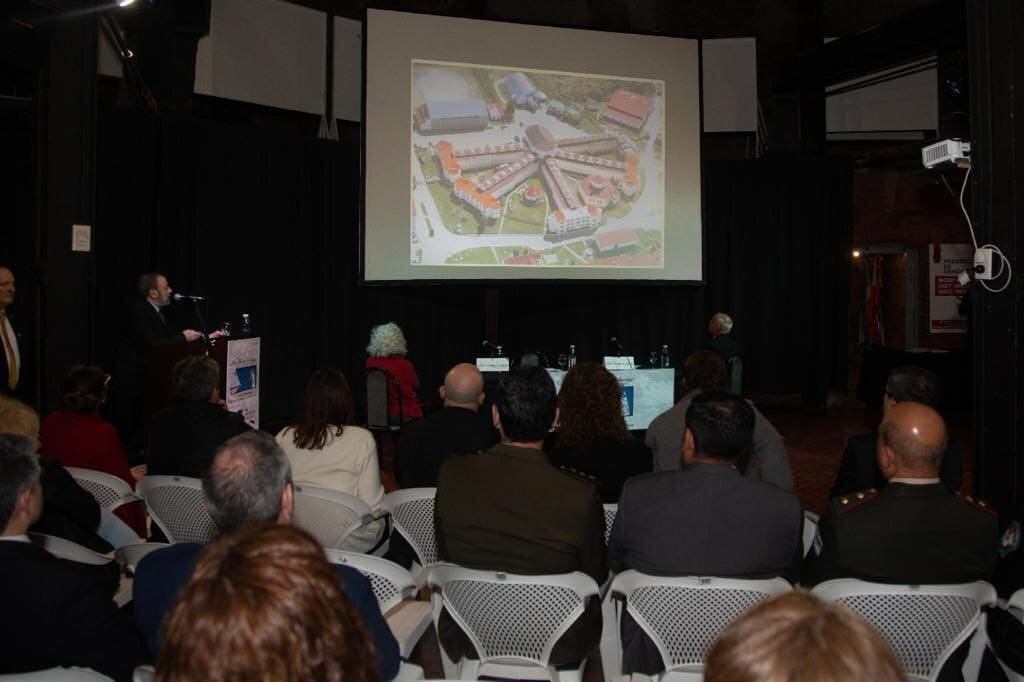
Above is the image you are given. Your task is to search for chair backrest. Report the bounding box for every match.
[28,533,112,565]
[136,475,218,544]
[603,503,617,545]
[366,367,401,429]
[813,579,998,681]
[729,356,743,394]
[66,466,138,512]
[1010,587,1024,615]
[325,549,418,613]
[427,564,600,669]
[611,571,792,674]
[292,484,373,550]
[382,488,439,566]
[802,510,820,558]
[0,666,115,681]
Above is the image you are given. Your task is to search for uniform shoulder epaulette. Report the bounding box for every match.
[956,491,998,516]
[833,488,879,513]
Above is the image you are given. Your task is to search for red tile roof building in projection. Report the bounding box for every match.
[603,89,655,130]
[431,124,643,241]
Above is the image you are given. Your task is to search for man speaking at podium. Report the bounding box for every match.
[113,272,206,461]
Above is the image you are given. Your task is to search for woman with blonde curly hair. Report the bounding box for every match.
[365,322,423,420]
[157,523,376,682]
[547,361,652,502]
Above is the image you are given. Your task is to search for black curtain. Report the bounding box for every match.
[94,104,850,425]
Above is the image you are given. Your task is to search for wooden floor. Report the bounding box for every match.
[379,401,975,679]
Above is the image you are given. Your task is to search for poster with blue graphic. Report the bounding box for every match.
[225,337,260,428]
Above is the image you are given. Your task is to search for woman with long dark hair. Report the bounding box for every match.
[275,368,384,511]
[547,361,652,502]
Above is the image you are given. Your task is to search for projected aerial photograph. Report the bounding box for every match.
[410,60,665,268]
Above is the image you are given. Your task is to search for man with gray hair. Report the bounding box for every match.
[0,433,148,679]
[708,311,739,365]
[133,431,400,679]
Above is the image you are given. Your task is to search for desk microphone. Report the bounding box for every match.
[610,336,626,355]
[173,293,206,302]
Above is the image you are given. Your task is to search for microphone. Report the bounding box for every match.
[481,340,497,356]
[173,293,206,302]
[610,336,625,356]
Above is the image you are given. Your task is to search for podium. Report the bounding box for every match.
[143,336,260,433]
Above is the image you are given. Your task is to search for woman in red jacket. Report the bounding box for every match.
[40,365,147,537]
[365,322,423,421]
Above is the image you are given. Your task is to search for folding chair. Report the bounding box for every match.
[66,466,139,512]
[136,475,217,544]
[382,487,439,585]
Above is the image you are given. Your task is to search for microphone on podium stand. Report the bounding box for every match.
[610,336,626,356]
[481,340,500,357]
[172,293,206,302]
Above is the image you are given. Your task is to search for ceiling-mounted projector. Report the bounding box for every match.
[922,139,971,168]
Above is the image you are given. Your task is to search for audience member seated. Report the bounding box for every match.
[275,368,386,552]
[806,401,998,585]
[40,364,146,537]
[146,356,250,478]
[830,365,962,499]
[365,321,423,421]
[705,591,903,682]
[395,362,497,488]
[0,395,111,552]
[707,312,740,366]
[0,433,148,680]
[133,431,399,680]
[610,390,802,675]
[546,361,652,502]
[155,523,375,682]
[646,351,793,490]
[435,366,606,667]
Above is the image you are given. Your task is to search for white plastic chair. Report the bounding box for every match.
[603,503,617,545]
[996,588,1024,681]
[114,542,170,573]
[802,510,819,558]
[292,484,379,550]
[136,475,217,544]
[28,533,113,565]
[326,549,431,658]
[813,579,997,681]
[0,667,114,680]
[603,571,792,680]
[382,488,439,584]
[427,563,601,682]
[66,466,140,512]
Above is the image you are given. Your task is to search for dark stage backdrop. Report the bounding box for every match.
[93,104,850,425]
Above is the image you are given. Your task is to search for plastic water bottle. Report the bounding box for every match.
[240,313,252,337]
[660,344,670,368]
[568,344,577,369]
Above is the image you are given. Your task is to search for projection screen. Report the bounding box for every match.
[363,9,702,282]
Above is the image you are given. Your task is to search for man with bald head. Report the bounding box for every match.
[807,402,998,585]
[395,362,497,488]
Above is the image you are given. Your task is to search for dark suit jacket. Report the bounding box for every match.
[0,540,148,680]
[31,458,112,553]
[395,406,497,488]
[608,463,802,674]
[829,431,963,499]
[710,333,740,365]
[547,434,653,503]
[133,542,401,680]
[146,401,250,478]
[435,444,607,665]
[806,482,999,585]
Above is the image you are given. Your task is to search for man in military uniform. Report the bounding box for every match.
[806,401,998,585]
[435,366,606,666]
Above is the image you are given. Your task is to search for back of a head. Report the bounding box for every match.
[887,366,941,408]
[444,363,485,406]
[683,351,728,392]
[706,591,904,682]
[366,321,408,358]
[172,356,220,403]
[61,365,109,413]
[557,361,631,448]
[0,433,41,532]
[713,312,734,334]
[203,431,292,533]
[879,401,947,477]
[293,368,353,450]
[685,390,754,466]
[495,365,556,442]
[156,523,375,682]
[0,395,40,440]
